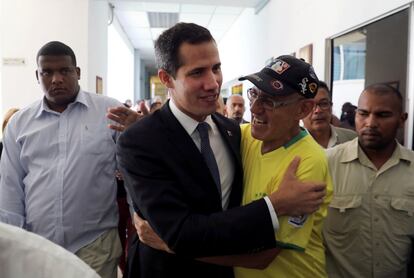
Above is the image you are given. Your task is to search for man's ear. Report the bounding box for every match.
[399,112,408,128]
[35,70,40,83]
[158,69,174,89]
[298,99,314,120]
[76,67,81,80]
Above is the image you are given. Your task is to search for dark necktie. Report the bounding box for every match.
[197,122,221,195]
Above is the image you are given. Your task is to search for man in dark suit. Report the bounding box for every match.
[116,23,325,278]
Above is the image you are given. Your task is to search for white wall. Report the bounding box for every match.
[0,0,109,119]
[107,16,134,103]
[220,0,412,83]
[88,0,109,95]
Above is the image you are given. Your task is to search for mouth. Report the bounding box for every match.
[361,130,381,139]
[252,117,267,126]
[199,94,218,102]
[50,88,67,94]
[311,116,326,122]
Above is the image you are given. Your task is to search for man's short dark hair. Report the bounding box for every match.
[36,41,77,66]
[154,22,215,78]
[363,83,404,112]
[318,81,330,93]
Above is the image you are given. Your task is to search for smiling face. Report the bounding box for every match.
[356,89,406,151]
[159,41,222,122]
[36,55,80,113]
[249,87,314,153]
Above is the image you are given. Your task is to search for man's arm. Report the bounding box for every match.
[0,122,26,227]
[133,212,280,269]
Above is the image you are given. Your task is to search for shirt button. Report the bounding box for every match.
[374,195,379,199]
[374,218,379,222]
[375,242,380,247]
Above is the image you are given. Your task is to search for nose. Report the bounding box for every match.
[314,105,322,113]
[250,98,263,114]
[365,114,378,127]
[203,71,221,91]
[52,72,64,84]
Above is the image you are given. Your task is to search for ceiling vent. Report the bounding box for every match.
[148,12,179,28]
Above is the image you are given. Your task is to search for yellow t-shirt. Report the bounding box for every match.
[234,124,333,278]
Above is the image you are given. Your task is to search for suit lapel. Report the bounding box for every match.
[212,114,242,169]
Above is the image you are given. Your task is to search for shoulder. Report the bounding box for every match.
[213,112,240,131]
[118,110,164,148]
[326,138,355,161]
[5,100,40,128]
[295,134,326,160]
[82,91,121,108]
[333,126,357,140]
[398,143,414,161]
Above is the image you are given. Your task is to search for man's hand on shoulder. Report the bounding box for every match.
[269,156,326,216]
[106,102,149,132]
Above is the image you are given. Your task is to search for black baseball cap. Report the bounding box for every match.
[239,55,320,99]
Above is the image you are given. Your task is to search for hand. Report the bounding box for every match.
[269,156,326,216]
[106,102,149,132]
[115,170,123,180]
[133,213,173,253]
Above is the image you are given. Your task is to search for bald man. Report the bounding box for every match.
[226,94,248,124]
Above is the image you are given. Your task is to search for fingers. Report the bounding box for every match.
[140,102,149,115]
[309,183,326,193]
[107,124,125,132]
[283,156,301,180]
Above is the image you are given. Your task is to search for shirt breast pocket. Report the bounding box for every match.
[324,195,362,234]
[390,197,414,235]
[81,123,115,155]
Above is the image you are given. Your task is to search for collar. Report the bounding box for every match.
[284,127,308,149]
[169,99,216,136]
[340,137,412,165]
[35,89,88,118]
[327,124,338,148]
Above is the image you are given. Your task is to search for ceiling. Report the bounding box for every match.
[110,0,268,68]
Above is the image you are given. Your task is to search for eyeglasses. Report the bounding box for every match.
[314,100,332,111]
[247,88,299,111]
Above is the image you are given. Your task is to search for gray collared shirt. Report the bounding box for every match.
[0,90,121,253]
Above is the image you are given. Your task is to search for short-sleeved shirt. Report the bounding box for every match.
[324,138,414,278]
[234,124,332,278]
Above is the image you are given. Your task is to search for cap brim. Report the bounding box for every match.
[239,72,296,97]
